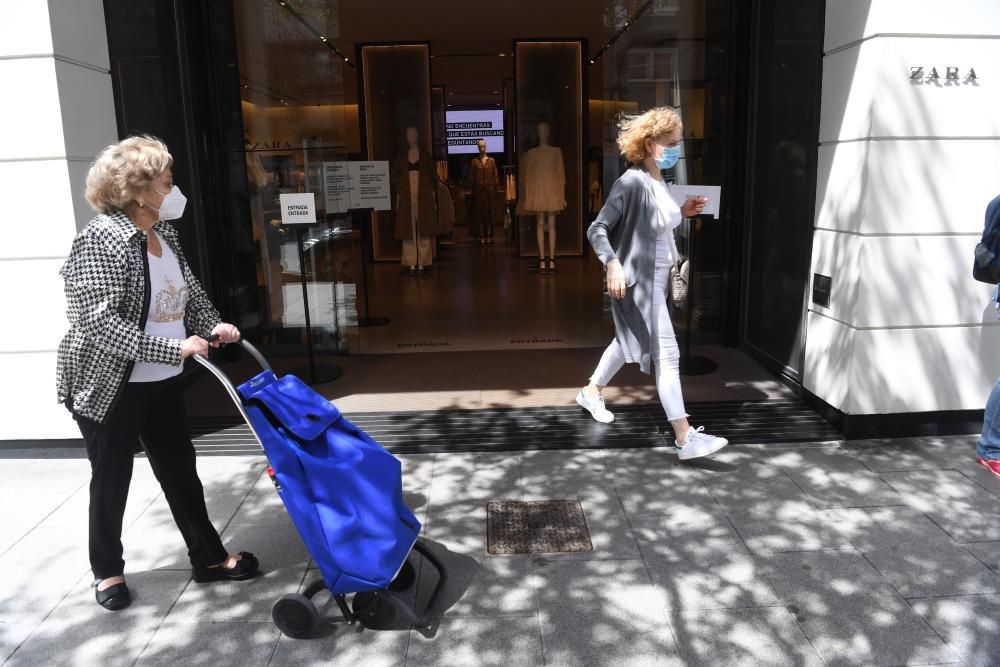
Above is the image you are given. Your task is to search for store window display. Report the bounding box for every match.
[518,122,566,273]
[464,139,500,245]
[391,126,439,274]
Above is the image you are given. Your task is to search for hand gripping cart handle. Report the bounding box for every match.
[193,340,448,639]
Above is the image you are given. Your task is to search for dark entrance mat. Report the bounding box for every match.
[184,399,842,456]
[486,500,593,555]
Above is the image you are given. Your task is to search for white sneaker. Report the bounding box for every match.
[576,388,614,424]
[676,426,728,460]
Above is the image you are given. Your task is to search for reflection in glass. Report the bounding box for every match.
[595,0,733,343]
[743,0,825,377]
[234,1,359,353]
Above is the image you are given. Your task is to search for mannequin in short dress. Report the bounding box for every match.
[518,122,565,273]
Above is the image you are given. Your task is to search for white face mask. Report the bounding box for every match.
[149,186,187,221]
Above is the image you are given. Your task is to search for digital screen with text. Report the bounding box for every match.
[445,109,504,155]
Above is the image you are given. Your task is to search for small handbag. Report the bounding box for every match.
[665,225,689,310]
[670,259,689,310]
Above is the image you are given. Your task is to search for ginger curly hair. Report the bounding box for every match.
[616,107,683,164]
[84,135,173,213]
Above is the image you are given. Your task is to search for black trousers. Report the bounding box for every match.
[75,378,228,579]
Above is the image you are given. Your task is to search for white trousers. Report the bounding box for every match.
[590,267,687,421]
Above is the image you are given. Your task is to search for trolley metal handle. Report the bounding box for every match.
[192,338,272,451]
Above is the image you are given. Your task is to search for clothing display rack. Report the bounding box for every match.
[502,164,517,245]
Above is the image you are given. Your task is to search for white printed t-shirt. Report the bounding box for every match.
[129,232,188,382]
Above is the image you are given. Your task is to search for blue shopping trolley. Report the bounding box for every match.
[195,340,446,638]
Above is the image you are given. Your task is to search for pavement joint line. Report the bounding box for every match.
[7,569,92,664]
[264,568,310,665]
[774,465,813,509]
[858,549,908,600]
[752,547,858,555]
[953,466,1000,492]
[137,565,195,664]
[904,591,1000,601]
[919,510,966,546]
[723,511,755,555]
[607,476,680,651]
[533,594,548,667]
[0,482,83,558]
[784,597,826,663]
[122,491,165,534]
[901,591,964,662]
[131,464,268,664]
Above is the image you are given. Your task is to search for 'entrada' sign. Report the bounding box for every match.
[910,66,978,83]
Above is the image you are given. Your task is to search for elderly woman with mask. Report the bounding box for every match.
[57,135,259,610]
[577,107,729,461]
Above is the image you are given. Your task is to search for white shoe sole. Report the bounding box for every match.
[677,438,729,461]
[576,393,614,424]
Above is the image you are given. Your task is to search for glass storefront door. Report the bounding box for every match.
[233,1,359,355]
[741,0,825,380]
[229,0,741,357]
[592,0,736,346]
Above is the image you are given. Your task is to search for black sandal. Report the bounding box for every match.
[93,579,131,611]
[192,551,260,583]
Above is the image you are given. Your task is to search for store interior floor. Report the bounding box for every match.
[188,223,795,417]
[348,222,607,354]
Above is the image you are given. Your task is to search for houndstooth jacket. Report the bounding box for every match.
[56,211,222,423]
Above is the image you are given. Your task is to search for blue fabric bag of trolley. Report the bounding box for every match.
[236,371,420,595]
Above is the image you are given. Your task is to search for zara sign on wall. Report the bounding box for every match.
[909,66,978,83]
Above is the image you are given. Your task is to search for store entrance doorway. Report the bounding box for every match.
[233,0,738,358]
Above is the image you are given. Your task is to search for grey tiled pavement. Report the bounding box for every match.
[3,435,1000,665]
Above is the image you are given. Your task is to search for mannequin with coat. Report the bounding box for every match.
[391,126,438,273]
[464,139,500,244]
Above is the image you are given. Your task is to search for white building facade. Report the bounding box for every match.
[805,0,1000,432]
[1,1,999,443]
[0,1,118,441]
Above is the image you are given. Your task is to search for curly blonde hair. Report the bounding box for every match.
[84,135,173,213]
[616,107,683,164]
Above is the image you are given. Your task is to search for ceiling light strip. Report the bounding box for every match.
[274,0,356,68]
[590,0,655,65]
[240,76,304,106]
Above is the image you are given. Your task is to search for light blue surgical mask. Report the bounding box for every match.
[654,145,682,170]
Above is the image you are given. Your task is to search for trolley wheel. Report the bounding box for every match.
[389,559,416,592]
[272,594,319,639]
[352,591,397,629]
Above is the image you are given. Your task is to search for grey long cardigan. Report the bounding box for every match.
[587,166,673,375]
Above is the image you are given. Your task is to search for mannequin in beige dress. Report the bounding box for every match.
[519,122,566,273]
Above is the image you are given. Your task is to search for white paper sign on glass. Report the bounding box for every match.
[667,185,722,219]
[322,162,350,214]
[279,192,317,224]
[348,161,391,211]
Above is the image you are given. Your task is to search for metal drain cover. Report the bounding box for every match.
[486,500,593,554]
